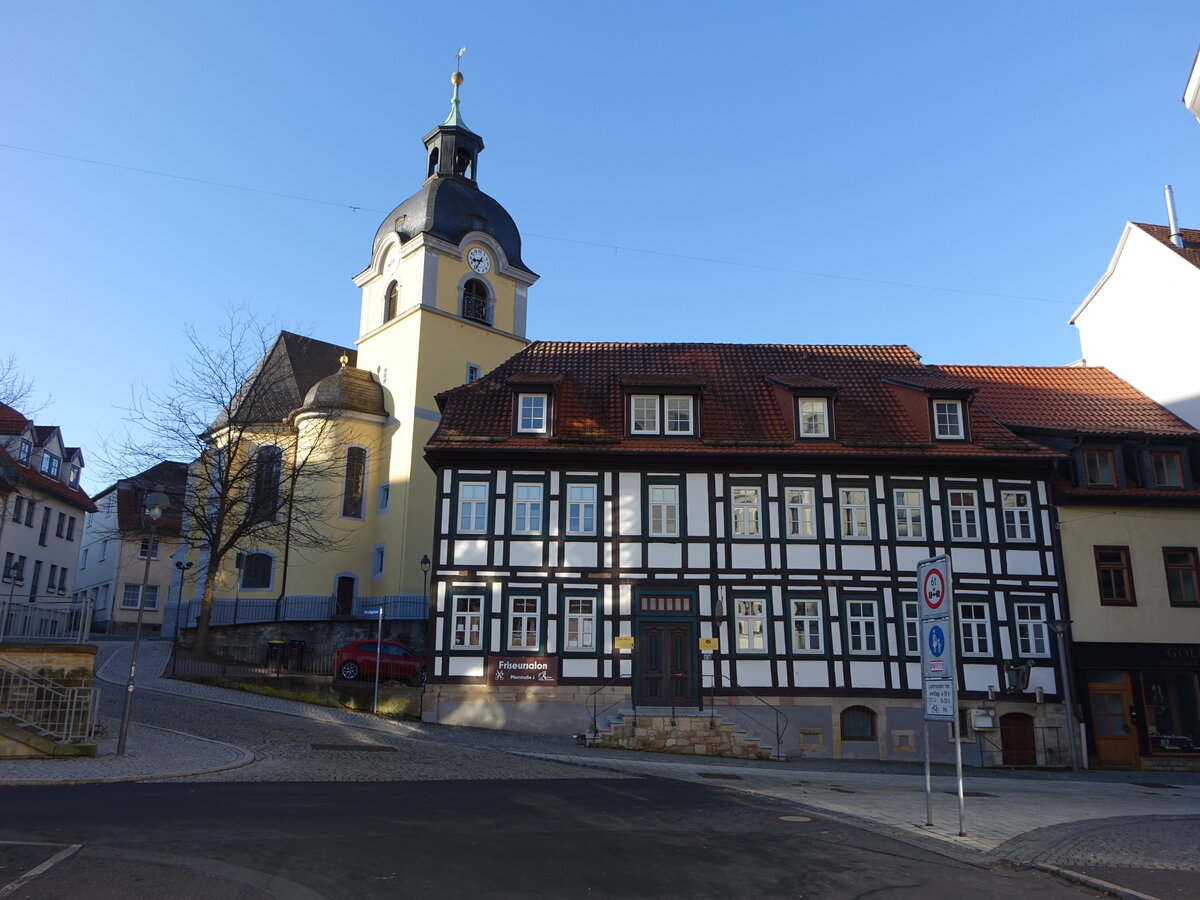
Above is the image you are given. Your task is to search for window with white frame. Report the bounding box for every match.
[565,597,596,651]
[839,488,871,539]
[648,485,679,537]
[903,600,920,656]
[735,598,767,652]
[785,486,817,538]
[40,452,60,477]
[465,363,481,383]
[139,537,160,560]
[452,595,483,649]
[1014,603,1049,657]
[893,488,925,539]
[121,583,159,610]
[948,489,979,540]
[457,482,488,534]
[664,396,694,435]
[630,395,659,433]
[17,440,31,464]
[378,483,390,512]
[791,598,823,653]
[565,483,597,536]
[68,465,80,487]
[508,596,540,650]
[240,552,272,589]
[798,398,829,438]
[511,483,544,534]
[731,486,762,538]
[846,599,879,654]
[1001,490,1034,542]
[517,394,547,433]
[959,602,991,655]
[933,400,965,439]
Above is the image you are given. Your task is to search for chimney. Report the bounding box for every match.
[1165,184,1185,250]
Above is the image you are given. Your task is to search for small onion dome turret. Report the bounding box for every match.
[300,362,387,417]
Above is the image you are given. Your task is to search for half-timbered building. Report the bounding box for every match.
[423,342,1079,764]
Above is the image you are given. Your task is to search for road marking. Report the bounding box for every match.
[0,843,82,897]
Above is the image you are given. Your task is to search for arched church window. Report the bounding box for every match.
[240,552,273,590]
[342,446,367,519]
[427,147,439,178]
[384,282,398,322]
[247,446,282,523]
[461,279,493,325]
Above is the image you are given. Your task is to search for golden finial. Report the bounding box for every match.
[339,354,348,368]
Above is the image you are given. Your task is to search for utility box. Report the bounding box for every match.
[972,709,997,730]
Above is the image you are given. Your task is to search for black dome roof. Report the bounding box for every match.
[372,177,532,275]
[300,366,387,417]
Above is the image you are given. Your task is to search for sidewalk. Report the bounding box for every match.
[2,640,1197,899]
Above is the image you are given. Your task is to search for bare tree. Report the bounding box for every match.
[0,354,41,414]
[120,308,362,654]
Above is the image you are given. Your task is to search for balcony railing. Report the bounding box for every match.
[0,598,93,644]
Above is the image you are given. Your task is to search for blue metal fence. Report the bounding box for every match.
[164,593,428,635]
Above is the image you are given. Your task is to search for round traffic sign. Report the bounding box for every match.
[928,624,945,658]
[922,567,945,610]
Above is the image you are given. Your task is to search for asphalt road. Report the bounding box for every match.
[0,779,1105,899]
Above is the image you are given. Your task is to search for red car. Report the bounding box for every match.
[334,640,426,684]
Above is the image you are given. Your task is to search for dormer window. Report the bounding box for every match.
[17,440,31,464]
[1083,449,1117,487]
[68,466,80,488]
[517,394,547,434]
[1151,451,1184,488]
[384,282,398,322]
[461,279,493,325]
[932,400,965,440]
[630,395,694,435]
[39,452,60,478]
[798,398,830,438]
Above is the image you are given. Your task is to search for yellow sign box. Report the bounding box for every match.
[698,637,719,650]
[613,636,635,650]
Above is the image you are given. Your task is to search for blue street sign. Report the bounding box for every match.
[362,607,382,617]
[928,625,945,658]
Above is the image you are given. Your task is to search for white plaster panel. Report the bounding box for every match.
[563,543,598,569]
[454,540,489,566]
[962,663,997,693]
[849,661,885,688]
[686,473,710,536]
[508,541,542,567]
[949,547,987,576]
[904,662,922,686]
[893,546,928,573]
[1027,666,1058,694]
[647,542,682,569]
[785,544,821,570]
[841,545,875,570]
[447,657,485,677]
[735,659,772,686]
[793,660,829,688]
[619,543,643,568]
[730,544,765,569]
[618,473,640,535]
[1005,550,1042,576]
[687,543,710,569]
[562,658,598,678]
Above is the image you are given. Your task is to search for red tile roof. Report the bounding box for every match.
[931,365,1196,436]
[429,342,1059,461]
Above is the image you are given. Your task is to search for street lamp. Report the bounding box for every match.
[117,489,170,756]
[1049,619,1079,772]
[420,554,431,602]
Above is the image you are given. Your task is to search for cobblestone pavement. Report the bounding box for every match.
[3,639,1198,899]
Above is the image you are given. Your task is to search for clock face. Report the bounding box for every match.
[467,247,491,274]
[384,248,398,274]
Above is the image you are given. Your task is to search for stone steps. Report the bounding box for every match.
[588,710,781,761]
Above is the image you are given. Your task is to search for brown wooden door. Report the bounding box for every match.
[999,712,1037,766]
[335,577,355,616]
[636,620,697,707]
[1089,674,1139,770]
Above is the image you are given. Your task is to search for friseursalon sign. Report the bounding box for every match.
[487,656,559,686]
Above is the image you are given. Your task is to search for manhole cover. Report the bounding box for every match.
[1132,783,1179,790]
[779,815,817,823]
[698,772,742,780]
[311,744,397,752]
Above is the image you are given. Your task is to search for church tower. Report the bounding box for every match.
[353,64,537,594]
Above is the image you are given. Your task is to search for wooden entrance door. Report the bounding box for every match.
[335,576,355,616]
[635,620,697,707]
[999,712,1037,766]
[1089,674,1139,770]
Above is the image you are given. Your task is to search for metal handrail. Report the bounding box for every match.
[0,658,96,744]
[586,673,632,735]
[707,672,789,759]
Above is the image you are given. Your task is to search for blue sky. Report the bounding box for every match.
[4,3,1200,493]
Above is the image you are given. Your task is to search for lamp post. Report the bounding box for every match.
[117,490,169,756]
[420,554,431,602]
[171,559,193,676]
[1049,619,1079,772]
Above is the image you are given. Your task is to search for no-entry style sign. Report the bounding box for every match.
[917,555,950,620]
